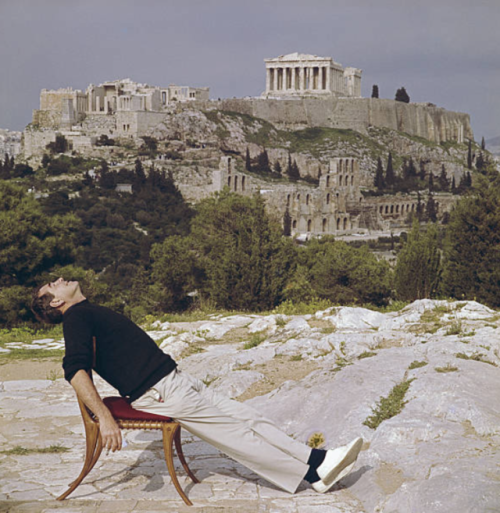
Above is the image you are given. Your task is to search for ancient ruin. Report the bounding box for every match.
[263,52,362,98]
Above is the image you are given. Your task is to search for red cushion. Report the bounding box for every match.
[103,396,173,422]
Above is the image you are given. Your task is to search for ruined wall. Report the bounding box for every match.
[196,98,473,143]
[22,129,57,158]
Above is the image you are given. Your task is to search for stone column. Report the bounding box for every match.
[291,67,296,91]
[299,67,305,90]
[273,67,279,92]
[326,66,331,92]
[266,68,271,93]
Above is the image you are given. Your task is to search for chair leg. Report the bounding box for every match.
[174,426,199,484]
[162,423,193,506]
[57,423,102,500]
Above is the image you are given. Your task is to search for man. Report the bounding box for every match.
[32,277,363,494]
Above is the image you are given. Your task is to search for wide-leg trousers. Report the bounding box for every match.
[131,369,311,493]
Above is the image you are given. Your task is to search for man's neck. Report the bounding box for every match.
[60,295,87,315]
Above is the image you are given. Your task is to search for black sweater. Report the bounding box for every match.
[62,300,177,401]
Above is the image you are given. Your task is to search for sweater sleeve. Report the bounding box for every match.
[62,307,94,383]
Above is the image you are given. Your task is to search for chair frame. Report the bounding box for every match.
[57,338,198,506]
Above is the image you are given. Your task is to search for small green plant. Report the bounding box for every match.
[320,326,336,334]
[408,360,427,370]
[456,352,496,367]
[243,332,267,350]
[363,378,415,430]
[445,321,462,336]
[289,354,303,361]
[307,432,326,449]
[461,329,476,337]
[275,315,287,328]
[46,370,62,381]
[339,341,346,355]
[202,376,218,387]
[179,345,206,359]
[435,364,459,373]
[358,351,377,360]
[0,444,70,455]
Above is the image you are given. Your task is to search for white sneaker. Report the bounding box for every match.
[312,437,363,493]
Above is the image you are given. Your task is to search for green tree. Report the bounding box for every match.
[46,134,68,154]
[425,192,438,222]
[441,175,500,306]
[385,152,395,188]
[371,85,379,98]
[374,157,385,189]
[274,160,282,176]
[190,190,297,311]
[255,148,272,174]
[481,136,485,151]
[299,237,392,306]
[149,236,199,312]
[394,221,441,301]
[245,147,252,172]
[438,164,449,191]
[283,207,292,236]
[467,140,472,169]
[0,181,81,290]
[395,87,410,103]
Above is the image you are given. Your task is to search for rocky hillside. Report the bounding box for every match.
[1,300,499,511]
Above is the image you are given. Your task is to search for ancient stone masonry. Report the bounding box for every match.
[213,156,458,235]
[263,53,362,98]
[0,129,22,158]
[213,156,253,195]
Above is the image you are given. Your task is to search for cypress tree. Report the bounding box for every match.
[416,191,424,220]
[428,172,434,191]
[385,152,395,187]
[438,164,449,191]
[481,136,486,151]
[256,149,271,174]
[425,192,438,222]
[419,159,426,181]
[245,147,252,172]
[283,207,292,236]
[274,160,282,176]
[451,175,457,194]
[371,85,379,98]
[467,140,472,169]
[374,157,385,189]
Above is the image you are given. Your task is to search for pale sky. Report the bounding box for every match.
[0,0,498,139]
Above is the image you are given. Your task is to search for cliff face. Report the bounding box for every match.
[201,97,473,144]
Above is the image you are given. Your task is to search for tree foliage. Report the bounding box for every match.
[395,87,410,103]
[394,221,441,301]
[441,175,500,306]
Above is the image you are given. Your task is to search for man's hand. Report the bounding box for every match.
[70,369,122,452]
[98,413,122,452]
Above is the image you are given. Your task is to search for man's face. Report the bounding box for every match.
[39,277,81,306]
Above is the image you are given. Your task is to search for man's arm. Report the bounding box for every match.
[70,369,122,452]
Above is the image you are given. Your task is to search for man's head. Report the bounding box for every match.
[31,278,84,324]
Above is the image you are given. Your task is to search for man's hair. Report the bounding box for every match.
[31,285,64,324]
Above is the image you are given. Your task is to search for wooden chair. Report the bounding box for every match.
[57,339,199,506]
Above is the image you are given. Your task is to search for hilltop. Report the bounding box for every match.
[1,299,499,512]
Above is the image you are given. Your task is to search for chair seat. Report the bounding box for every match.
[103,396,173,422]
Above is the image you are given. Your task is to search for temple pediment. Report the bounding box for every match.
[265,53,332,62]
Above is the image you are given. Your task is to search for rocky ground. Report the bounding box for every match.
[1,299,500,512]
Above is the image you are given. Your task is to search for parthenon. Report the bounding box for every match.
[263,53,362,98]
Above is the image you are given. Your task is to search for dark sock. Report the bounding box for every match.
[303,448,327,483]
[307,448,326,469]
[303,466,320,483]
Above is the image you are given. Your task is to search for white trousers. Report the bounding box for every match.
[131,369,311,493]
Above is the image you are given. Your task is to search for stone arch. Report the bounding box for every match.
[351,160,354,172]
[234,175,238,191]
[228,176,231,188]
[241,176,246,192]
[287,194,290,206]
[326,193,330,205]
[351,175,354,186]
[336,218,340,230]
[339,160,343,173]
[339,175,343,186]
[322,218,328,232]
[396,205,399,213]
[390,205,394,214]
[379,206,384,214]
[326,175,330,188]
[292,219,297,229]
[343,218,347,230]
[307,219,312,231]
[411,204,415,211]
[306,194,310,206]
[297,193,301,202]
[385,205,389,214]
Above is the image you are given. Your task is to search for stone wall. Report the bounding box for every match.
[194,98,473,143]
